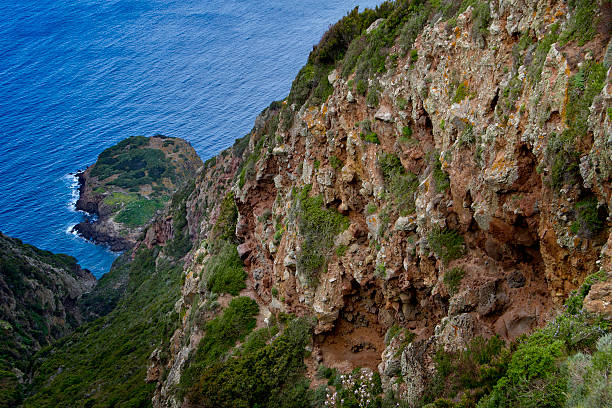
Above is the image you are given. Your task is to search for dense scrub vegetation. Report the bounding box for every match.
[91,136,176,189]
[0,233,90,407]
[416,270,610,408]
[24,248,183,407]
[23,185,196,407]
[184,317,315,408]
[86,135,201,228]
[286,0,497,111]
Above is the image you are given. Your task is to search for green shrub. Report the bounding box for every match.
[410,49,418,63]
[572,197,605,238]
[379,152,419,215]
[211,192,239,244]
[184,318,313,408]
[330,155,343,171]
[356,79,368,95]
[386,324,403,345]
[366,87,380,107]
[205,241,247,296]
[565,61,606,142]
[444,267,465,295]
[481,334,566,408]
[497,75,523,119]
[559,0,599,46]
[402,125,413,138]
[546,131,580,192]
[296,186,349,284]
[423,336,508,406]
[362,132,381,144]
[428,228,465,263]
[396,97,408,110]
[179,296,259,398]
[451,82,469,104]
[527,24,559,83]
[565,268,607,316]
[565,333,612,408]
[432,156,450,192]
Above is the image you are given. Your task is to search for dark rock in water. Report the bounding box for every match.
[73,221,130,252]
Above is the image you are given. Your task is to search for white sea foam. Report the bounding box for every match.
[62,172,81,211]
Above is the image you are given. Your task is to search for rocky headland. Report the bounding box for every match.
[74,135,202,251]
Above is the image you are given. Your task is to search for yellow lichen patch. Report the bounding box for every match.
[489,152,517,177]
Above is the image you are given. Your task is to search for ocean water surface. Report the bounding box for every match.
[0,0,382,277]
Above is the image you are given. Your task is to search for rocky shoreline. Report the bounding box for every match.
[72,169,131,252]
[71,135,203,253]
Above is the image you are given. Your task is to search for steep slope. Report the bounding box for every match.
[0,232,95,407]
[75,135,202,251]
[153,0,612,407]
[23,139,246,407]
[21,1,612,407]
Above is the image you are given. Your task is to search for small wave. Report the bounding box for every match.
[66,223,78,235]
[62,172,81,211]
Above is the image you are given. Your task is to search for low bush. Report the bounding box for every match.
[432,156,450,192]
[559,0,599,46]
[330,155,343,171]
[184,318,313,407]
[205,241,246,296]
[379,152,419,215]
[423,336,508,406]
[362,131,381,144]
[451,82,469,104]
[428,228,465,263]
[296,186,349,284]
[571,197,605,238]
[444,267,465,295]
[546,131,580,192]
[565,61,606,142]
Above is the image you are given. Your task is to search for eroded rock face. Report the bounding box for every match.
[153,1,612,405]
[0,232,96,375]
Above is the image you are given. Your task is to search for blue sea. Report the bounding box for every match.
[0,0,382,277]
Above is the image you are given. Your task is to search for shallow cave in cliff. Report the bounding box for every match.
[315,284,386,371]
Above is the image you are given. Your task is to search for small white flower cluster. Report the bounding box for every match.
[324,370,378,408]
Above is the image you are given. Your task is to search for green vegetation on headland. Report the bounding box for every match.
[80,135,201,231]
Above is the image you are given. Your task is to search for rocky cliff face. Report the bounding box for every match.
[0,231,95,405]
[143,0,612,406]
[75,135,202,251]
